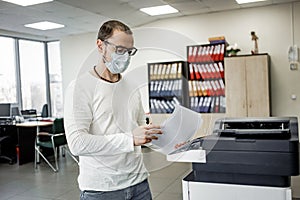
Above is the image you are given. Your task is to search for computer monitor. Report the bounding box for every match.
[0,103,11,118]
[11,106,21,117]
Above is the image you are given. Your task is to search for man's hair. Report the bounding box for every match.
[97,20,132,41]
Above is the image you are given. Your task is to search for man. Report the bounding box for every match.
[64,20,162,200]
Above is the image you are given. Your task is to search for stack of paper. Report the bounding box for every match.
[149,105,203,155]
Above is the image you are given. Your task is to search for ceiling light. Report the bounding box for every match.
[236,0,267,4]
[140,5,178,16]
[24,21,64,30]
[1,0,53,6]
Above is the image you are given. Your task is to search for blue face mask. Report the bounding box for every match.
[104,52,130,74]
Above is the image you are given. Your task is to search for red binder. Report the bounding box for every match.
[189,64,195,80]
[194,64,201,80]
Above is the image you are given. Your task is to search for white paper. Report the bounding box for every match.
[167,149,206,163]
[150,105,202,155]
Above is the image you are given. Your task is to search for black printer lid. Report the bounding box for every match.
[202,117,299,153]
[213,117,298,139]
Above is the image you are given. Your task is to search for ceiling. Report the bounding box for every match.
[0,0,299,41]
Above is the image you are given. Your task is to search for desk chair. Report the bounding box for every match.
[34,118,78,172]
[41,104,49,118]
[0,124,16,165]
[0,135,14,164]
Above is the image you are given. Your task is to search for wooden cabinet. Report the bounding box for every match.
[224,54,270,117]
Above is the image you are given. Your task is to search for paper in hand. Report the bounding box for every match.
[150,105,202,155]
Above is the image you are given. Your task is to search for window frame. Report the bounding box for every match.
[0,34,61,117]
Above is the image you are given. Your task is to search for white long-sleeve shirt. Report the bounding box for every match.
[64,71,148,191]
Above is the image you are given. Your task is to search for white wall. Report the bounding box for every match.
[60,32,96,91]
[61,2,300,118]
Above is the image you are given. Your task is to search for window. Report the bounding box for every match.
[47,41,63,117]
[0,37,17,103]
[19,40,47,112]
[0,36,62,116]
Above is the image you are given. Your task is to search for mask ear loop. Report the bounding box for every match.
[102,42,109,64]
[96,41,109,77]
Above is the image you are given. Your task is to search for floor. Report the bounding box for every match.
[0,148,299,200]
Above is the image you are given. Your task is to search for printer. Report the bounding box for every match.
[169,117,300,200]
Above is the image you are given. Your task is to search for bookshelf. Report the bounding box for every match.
[148,61,188,114]
[187,42,226,113]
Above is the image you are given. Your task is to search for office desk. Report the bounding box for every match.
[16,121,53,128]
[16,121,53,165]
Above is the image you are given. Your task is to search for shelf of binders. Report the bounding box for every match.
[148,61,189,114]
[187,42,226,113]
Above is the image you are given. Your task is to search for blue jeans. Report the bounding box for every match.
[80,179,152,200]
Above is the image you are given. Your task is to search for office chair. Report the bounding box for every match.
[0,135,15,164]
[41,104,49,118]
[34,118,78,172]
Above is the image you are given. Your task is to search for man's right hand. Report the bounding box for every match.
[132,124,162,146]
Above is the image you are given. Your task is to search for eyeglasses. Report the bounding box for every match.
[104,40,138,56]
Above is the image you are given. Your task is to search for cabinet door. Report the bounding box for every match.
[245,55,270,117]
[225,57,247,117]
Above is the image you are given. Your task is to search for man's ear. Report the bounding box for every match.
[96,39,103,53]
